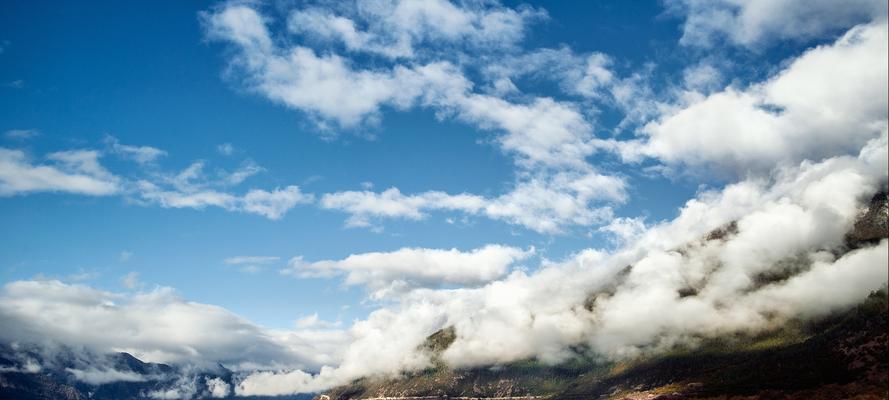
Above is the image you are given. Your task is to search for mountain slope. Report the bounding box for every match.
[318,193,889,400]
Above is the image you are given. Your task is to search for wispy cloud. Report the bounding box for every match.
[217,142,235,155]
[4,129,40,140]
[224,255,281,274]
[120,272,141,290]
[321,171,625,233]
[105,135,167,165]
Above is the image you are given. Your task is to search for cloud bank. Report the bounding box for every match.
[285,245,534,299]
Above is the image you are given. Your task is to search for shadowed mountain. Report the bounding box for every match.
[0,347,313,400]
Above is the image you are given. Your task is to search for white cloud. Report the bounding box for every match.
[0,148,119,196]
[0,358,41,374]
[294,313,340,329]
[203,4,601,171]
[8,4,888,397]
[135,180,236,209]
[136,178,312,220]
[216,143,235,155]
[320,187,485,228]
[598,216,647,245]
[681,61,723,92]
[224,256,279,265]
[106,150,311,220]
[121,272,141,290]
[242,186,312,219]
[206,377,230,398]
[223,159,263,186]
[284,245,534,298]
[146,377,198,400]
[119,251,134,262]
[224,256,280,274]
[105,136,167,164]
[322,171,625,233]
[4,129,40,140]
[4,134,886,395]
[286,0,545,60]
[235,368,321,396]
[0,280,346,372]
[0,144,312,220]
[238,131,887,393]
[484,47,615,99]
[634,21,889,177]
[670,0,888,48]
[66,367,147,385]
[203,5,412,127]
[447,95,595,169]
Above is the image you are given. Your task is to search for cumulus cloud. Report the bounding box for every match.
[4,132,886,395]
[0,148,120,196]
[200,1,644,237]
[204,4,413,127]
[669,0,888,48]
[203,4,601,170]
[286,0,545,60]
[242,186,312,219]
[598,216,648,246]
[206,377,230,398]
[630,21,888,177]
[284,245,534,298]
[0,280,346,373]
[236,128,888,393]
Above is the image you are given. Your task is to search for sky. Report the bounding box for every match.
[0,0,706,328]
[0,0,887,397]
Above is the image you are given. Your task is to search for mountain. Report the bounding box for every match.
[317,290,887,399]
[318,193,889,400]
[2,193,885,399]
[0,347,313,400]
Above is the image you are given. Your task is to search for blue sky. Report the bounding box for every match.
[0,1,709,328]
[0,3,887,391]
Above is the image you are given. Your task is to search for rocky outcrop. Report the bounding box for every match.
[847,192,889,245]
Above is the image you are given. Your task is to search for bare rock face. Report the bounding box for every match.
[847,192,889,244]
